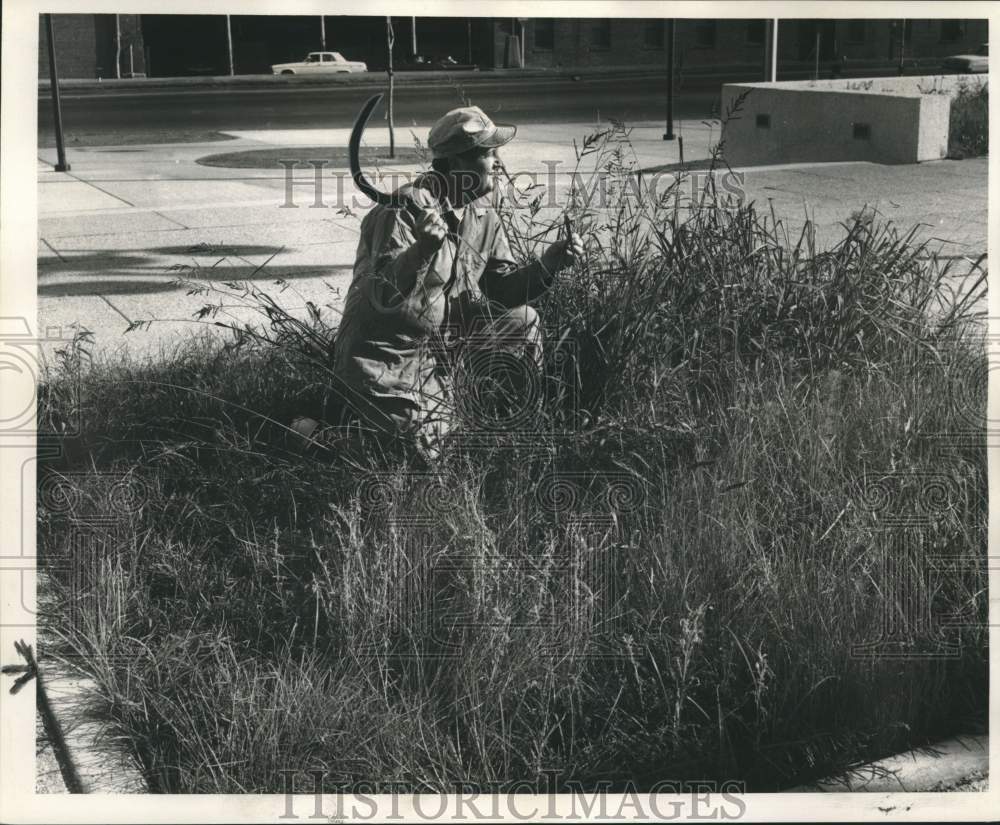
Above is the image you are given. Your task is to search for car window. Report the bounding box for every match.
[306,54,318,63]
[322,54,333,62]
[332,53,344,61]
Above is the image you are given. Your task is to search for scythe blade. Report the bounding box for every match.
[349,93,421,217]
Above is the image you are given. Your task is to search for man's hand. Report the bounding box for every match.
[541,230,585,274]
[414,207,449,259]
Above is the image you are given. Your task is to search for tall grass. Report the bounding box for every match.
[37,125,987,793]
[948,78,988,158]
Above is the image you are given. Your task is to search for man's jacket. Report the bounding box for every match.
[332,178,552,439]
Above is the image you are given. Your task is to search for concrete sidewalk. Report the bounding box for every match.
[37,120,988,361]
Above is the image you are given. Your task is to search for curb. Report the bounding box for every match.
[38,59,956,95]
[38,66,669,96]
[789,735,988,792]
[38,59,954,96]
[35,657,150,793]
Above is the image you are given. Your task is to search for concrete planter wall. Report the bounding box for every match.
[721,75,985,167]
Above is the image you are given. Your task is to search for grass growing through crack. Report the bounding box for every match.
[36,124,988,793]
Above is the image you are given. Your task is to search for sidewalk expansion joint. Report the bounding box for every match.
[98,295,133,325]
[68,173,136,208]
[153,210,190,230]
[41,238,66,261]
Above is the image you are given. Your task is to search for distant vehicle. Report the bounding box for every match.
[941,43,988,74]
[398,54,479,72]
[271,52,367,75]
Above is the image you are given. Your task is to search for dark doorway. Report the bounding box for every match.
[797,20,837,62]
[141,15,231,76]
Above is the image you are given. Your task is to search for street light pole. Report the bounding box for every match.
[320,16,326,50]
[44,14,70,172]
[411,16,417,57]
[663,19,675,140]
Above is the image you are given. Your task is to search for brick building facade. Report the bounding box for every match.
[39,14,146,80]
[38,15,987,79]
[507,18,989,74]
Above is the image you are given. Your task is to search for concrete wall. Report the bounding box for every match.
[720,75,982,166]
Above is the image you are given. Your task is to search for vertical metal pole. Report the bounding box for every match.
[520,20,526,68]
[763,20,770,81]
[663,19,675,140]
[411,16,417,57]
[226,15,234,76]
[771,19,778,81]
[129,44,134,77]
[386,17,395,158]
[814,27,820,80]
[320,16,326,50]
[898,19,906,75]
[114,15,121,79]
[44,14,70,172]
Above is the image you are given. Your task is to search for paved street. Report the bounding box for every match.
[36,119,987,363]
[39,74,720,147]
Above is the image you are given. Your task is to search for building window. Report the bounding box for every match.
[694,20,716,49]
[847,20,866,43]
[940,20,965,42]
[746,20,766,46]
[644,20,665,49]
[590,20,611,49]
[534,19,554,50]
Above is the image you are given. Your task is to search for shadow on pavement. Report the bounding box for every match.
[38,245,352,296]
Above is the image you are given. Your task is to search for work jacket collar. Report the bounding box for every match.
[414,172,489,219]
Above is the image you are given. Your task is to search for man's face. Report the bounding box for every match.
[450,148,501,203]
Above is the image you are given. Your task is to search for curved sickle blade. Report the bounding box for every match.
[349,93,415,213]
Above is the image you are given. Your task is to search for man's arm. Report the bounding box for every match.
[479,217,583,308]
[366,198,443,309]
[479,219,557,308]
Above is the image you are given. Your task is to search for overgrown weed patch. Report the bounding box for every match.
[37,123,988,792]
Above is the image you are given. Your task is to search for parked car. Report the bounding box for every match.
[271,52,367,75]
[437,55,479,71]
[397,54,478,72]
[941,43,988,74]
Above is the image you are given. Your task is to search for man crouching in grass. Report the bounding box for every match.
[294,106,583,463]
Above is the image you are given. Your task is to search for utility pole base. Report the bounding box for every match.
[54,164,71,172]
[663,133,675,141]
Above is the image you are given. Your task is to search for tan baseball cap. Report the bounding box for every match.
[427,106,517,159]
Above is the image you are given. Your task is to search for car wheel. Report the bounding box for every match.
[281,70,295,75]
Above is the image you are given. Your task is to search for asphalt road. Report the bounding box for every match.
[38,75,723,145]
